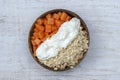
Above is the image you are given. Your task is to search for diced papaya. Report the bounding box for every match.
[45,33,51,38]
[60,12,68,21]
[55,20,63,27]
[54,30,58,34]
[31,12,71,51]
[46,14,52,19]
[38,31,45,39]
[41,34,51,42]
[39,25,44,32]
[45,33,49,36]
[47,17,54,25]
[45,24,52,33]
[43,19,47,26]
[31,40,35,46]
[37,18,44,25]
[39,33,51,42]
[58,12,62,18]
[53,13,59,20]
[35,23,44,32]
[50,31,56,37]
[33,32,38,39]
[51,25,58,32]
[35,23,39,29]
[31,36,36,40]
[34,38,41,45]
[41,37,46,42]
[34,28,39,33]
[65,16,71,21]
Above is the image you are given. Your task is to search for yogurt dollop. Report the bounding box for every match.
[36,18,80,60]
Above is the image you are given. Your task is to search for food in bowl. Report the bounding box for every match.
[30,10,89,71]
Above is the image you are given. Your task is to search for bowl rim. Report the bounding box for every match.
[28,9,90,71]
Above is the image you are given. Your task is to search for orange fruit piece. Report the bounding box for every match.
[60,12,68,21]
[38,31,45,39]
[35,23,45,32]
[46,14,52,19]
[51,25,58,32]
[47,17,54,25]
[43,19,47,26]
[58,12,62,18]
[34,28,39,33]
[65,16,71,21]
[45,24,52,33]
[34,38,41,45]
[55,20,63,28]
[37,18,44,25]
[53,13,59,20]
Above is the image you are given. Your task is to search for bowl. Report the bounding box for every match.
[28,9,90,71]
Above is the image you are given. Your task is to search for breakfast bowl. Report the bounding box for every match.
[28,9,90,71]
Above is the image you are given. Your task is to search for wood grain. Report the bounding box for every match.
[0,0,120,80]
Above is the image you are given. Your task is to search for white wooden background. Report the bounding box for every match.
[0,0,120,80]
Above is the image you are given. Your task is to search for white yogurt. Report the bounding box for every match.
[36,18,80,60]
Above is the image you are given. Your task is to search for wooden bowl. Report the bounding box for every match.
[28,9,90,71]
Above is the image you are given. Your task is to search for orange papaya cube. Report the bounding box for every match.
[55,20,63,27]
[60,12,68,21]
[51,25,58,32]
[38,31,45,39]
[47,17,54,25]
[46,14,52,19]
[65,16,71,21]
[35,23,45,32]
[43,19,47,26]
[58,12,62,18]
[34,28,39,33]
[37,18,44,25]
[53,13,59,20]
[45,24,52,33]
[34,38,41,45]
